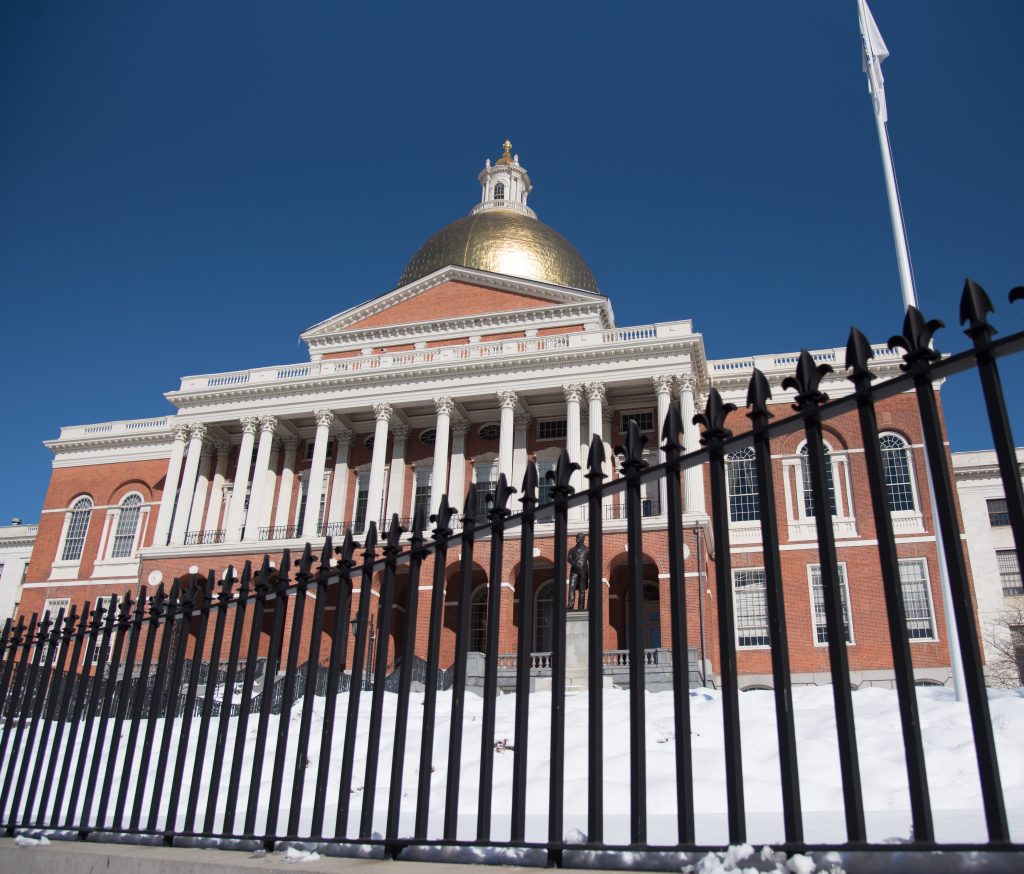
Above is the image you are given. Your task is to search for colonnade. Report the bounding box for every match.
[150,374,705,548]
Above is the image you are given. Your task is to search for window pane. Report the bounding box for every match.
[800,445,837,517]
[112,494,143,558]
[620,411,654,433]
[62,498,93,562]
[470,587,487,653]
[809,564,851,644]
[997,550,1023,596]
[727,447,760,522]
[734,568,769,647]
[538,419,567,440]
[987,498,1010,527]
[898,559,935,639]
[880,434,916,512]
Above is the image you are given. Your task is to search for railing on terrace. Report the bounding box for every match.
[3,284,1023,867]
[183,529,226,546]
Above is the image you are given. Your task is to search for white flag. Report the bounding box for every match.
[858,0,890,122]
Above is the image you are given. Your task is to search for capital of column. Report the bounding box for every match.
[652,374,674,397]
[213,439,231,455]
[240,416,260,435]
[372,402,393,422]
[585,381,606,403]
[391,423,411,443]
[513,411,532,429]
[259,415,279,434]
[171,423,191,442]
[562,383,584,404]
[333,427,354,448]
[451,417,470,437]
[281,434,301,451]
[199,442,216,460]
[677,375,697,396]
[434,396,456,416]
[313,408,335,428]
[188,422,209,441]
[497,390,519,410]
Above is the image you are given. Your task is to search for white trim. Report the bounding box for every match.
[807,562,854,647]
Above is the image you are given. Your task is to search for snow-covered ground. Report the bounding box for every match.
[3,684,1022,846]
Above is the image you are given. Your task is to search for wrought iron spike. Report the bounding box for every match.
[844,327,876,386]
[385,514,404,552]
[520,461,539,504]
[337,530,359,566]
[888,305,943,370]
[430,494,457,537]
[959,278,996,342]
[487,473,516,521]
[780,349,832,411]
[1010,286,1024,303]
[237,561,252,595]
[745,367,775,422]
[660,406,684,455]
[411,503,427,537]
[279,549,292,583]
[318,537,334,576]
[694,388,736,445]
[587,432,607,476]
[118,591,134,621]
[297,542,315,578]
[363,521,379,551]
[462,483,479,524]
[614,420,648,470]
[548,448,579,494]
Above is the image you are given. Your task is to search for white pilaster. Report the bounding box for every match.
[511,412,531,498]
[153,423,190,547]
[366,403,393,530]
[447,418,469,512]
[274,436,300,531]
[206,441,231,533]
[301,409,334,537]
[430,398,455,515]
[327,429,353,530]
[225,417,259,543]
[654,375,673,516]
[563,384,584,502]
[679,376,706,517]
[258,437,280,532]
[497,390,518,482]
[187,441,216,539]
[386,424,411,522]
[170,422,208,545]
[244,416,278,541]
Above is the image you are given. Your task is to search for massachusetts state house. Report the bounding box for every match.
[23,143,960,688]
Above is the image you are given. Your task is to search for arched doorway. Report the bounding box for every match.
[608,555,661,649]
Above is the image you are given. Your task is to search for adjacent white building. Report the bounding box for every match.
[0,521,37,623]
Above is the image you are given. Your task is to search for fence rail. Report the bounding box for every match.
[2,284,1024,866]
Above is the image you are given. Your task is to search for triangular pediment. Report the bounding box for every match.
[301,266,613,354]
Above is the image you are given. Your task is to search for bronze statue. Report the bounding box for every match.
[566,533,589,610]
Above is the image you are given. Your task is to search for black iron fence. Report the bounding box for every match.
[1,282,1023,866]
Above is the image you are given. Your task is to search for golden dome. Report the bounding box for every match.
[398,209,599,293]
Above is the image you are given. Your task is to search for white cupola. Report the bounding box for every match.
[471,139,536,219]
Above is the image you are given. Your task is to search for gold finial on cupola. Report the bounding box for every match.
[496,139,514,165]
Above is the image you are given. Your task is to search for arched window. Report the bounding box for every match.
[470,586,488,653]
[61,496,93,562]
[493,182,505,201]
[880,433,916,512]
[726,447,759,522]
[799,442,836,517]
[111,493,143,558]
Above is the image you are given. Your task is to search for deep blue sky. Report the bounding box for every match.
[2,1,1022,523]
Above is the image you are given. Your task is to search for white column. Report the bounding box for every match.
[225,417,260,543]
[327,429,353,530]
[447,418,469,511]
[586,382,605,467]
[497,390,518,482]
[563,383,584,500]
[365,403,392,530]
[602,407,614,516]
[301,409,334,537]
[244,416,278,541]
[187,441,215,538]
[274,436,300,531]
[170,422,209,545]
[679,376,705,517]
[511,412,531,498]
[206,441,231,534]
[386,424,411,522]
[430,398,454,515]
[153,424,190,547]
[258,437,280,532]
[654,375,673,516]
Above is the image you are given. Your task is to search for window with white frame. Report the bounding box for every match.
[353,471,370,533]
[535,455,558,521]
[898,559,936,639]
[473,459,499,519]
[412,468,432,522]
[620,411,654,434]
[111,494,143,558]
[808,563,852,645]
[534,582,554,651]
[799,443,837,517]
[304,439,335,461]
[734,568,770,647]
[61,496,93,562]
[91,595,117,665]
[537,419,567,441]
[470,586,488,652]
[42,597,71,663]
[727,447,760,523]
[987,498,1010,527]
[880,433,917,512]
[493,181,505,201]
[998,549,1023,596]
[297,472,328,531]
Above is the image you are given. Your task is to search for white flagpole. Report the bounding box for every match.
[857,0,966,701]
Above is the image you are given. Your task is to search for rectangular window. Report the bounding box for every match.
[809,563,852,645]
[537,419,567,441]
[536,458,557,521]
[91,595,116,665]
[42,597,72,664]
[734,568,770,647]
[987,498,1010,527]
[304,439,335,462]
[620,411,654,434]
[353,473,370,534]
[801,451,837,517]
[413,469,432,523]
[997,549,1023,596]
[898,559,936,640]
[474,461,498,519]
[727,450,760,523]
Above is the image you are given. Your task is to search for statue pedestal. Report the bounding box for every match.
[565,610,590,691]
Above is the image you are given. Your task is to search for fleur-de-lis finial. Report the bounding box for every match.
[615,420,649,471]
[410,504,427,542]
[888,305,943,371]
[334,530,359,570]
[745,368,774,430]
[118,590,134,623]
[547,448,579,497]
[486,473,516,523]
[695,388,736,446]
[844,326,876,390]
[660,406,684,457]
[781,350,832,411]
[430,494,457,540]
[317,536,334,579]
[520,461,539,510]
[462,483,479,527]
[150,583,168,619]
[385,514,404,554]
[959,278,996,344]
[587,433,607,481]
[362,521,379,555]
